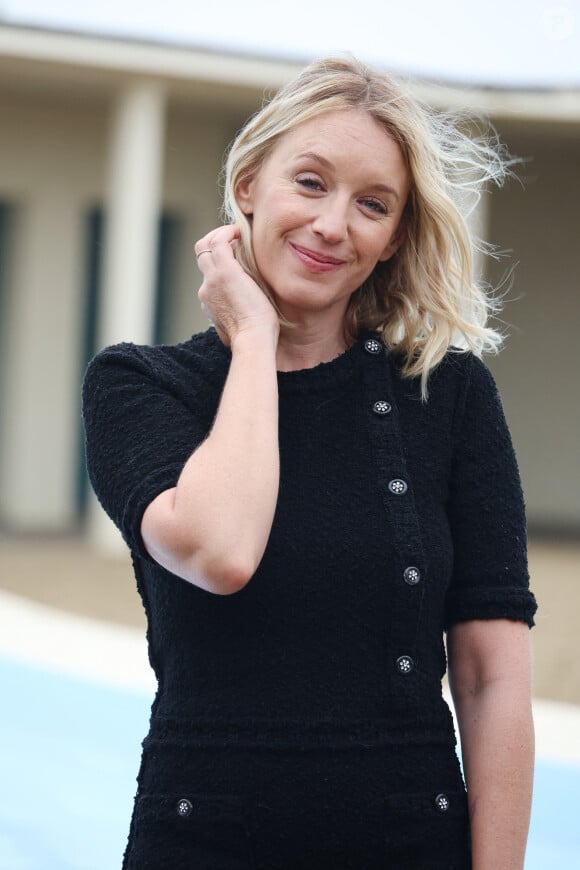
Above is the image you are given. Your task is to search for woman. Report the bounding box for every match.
[83,56,537,869]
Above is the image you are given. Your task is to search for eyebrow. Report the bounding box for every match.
[294,151,402,202]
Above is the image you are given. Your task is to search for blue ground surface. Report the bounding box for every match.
[1,656,578,869]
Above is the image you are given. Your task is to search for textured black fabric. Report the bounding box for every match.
[82,329,536,868]
[125,742,471,869]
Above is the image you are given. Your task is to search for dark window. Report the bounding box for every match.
[77,208,182,516]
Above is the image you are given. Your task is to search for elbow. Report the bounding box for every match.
[191,551,257,595]
[144,534,256,594]
[210,558,256,595]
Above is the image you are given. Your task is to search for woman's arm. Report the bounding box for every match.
[447,619,534,870]
[141,225,281,594]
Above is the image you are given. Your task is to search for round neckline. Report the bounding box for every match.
[276,335,370,393]
[206,328,383,393]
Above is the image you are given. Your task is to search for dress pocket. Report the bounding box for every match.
[124,791,256,870]
[384,789,471,869]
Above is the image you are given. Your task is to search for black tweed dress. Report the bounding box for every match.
[82,329,536,869]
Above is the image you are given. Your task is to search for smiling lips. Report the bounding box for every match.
[290,242,347,272]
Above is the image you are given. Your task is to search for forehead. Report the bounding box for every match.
[267,109,407,176]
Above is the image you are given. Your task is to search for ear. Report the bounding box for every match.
[378,224,406,262]
[235,175,255,216]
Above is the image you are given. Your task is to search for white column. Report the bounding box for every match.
[88,80,166,553]
[98,80,166,348]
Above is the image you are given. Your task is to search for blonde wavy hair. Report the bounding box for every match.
[223,55,512,396]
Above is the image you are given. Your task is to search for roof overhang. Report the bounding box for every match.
[1,24,579,124]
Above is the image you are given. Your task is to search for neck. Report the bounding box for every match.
[276,322,352,372]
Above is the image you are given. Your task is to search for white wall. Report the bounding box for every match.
[0,96,107,528]
[0,91,231,531]
[487,127,580,532]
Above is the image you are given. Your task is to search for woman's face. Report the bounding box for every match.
[236,108,410,325]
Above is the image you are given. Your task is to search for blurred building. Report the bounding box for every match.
[0,23,578,548]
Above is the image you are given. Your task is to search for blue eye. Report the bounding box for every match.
[297,177,323,191]
[361,198,388,215]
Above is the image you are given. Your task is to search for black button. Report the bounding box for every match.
[176,798,193,817]
[364,338,382,355]
[403,566,421,585]
[434,793,450,812]
[388,479,408,495]
[396,655,414,674]
[372,400,392,415]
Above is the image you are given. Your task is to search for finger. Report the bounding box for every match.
[195,248,214,272]
[212,224,240,246]
[194,225,240,258]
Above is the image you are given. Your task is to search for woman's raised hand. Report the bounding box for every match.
[140,223,281,593]
[195,225,279,348]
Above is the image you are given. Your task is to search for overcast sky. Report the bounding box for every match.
[2,0,579,87]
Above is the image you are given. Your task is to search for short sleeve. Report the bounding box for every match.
[444,355,537,628]
[82,342,217,561]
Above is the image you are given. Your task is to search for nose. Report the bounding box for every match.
[311,197,349,243]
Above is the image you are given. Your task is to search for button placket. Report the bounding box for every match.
[361,338,427,692]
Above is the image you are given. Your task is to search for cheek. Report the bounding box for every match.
[352,229,391,264]
[372,226,400,261]
[253,210,303,250]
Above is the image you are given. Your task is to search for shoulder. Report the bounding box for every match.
[434,350,501,415]
[430,348,495,393]
[433,352,509,455]
[82,328,229,401]
[390,347,491,395]
[390,347,495,412]
[388,349,506,455]
[84,327,227,379]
